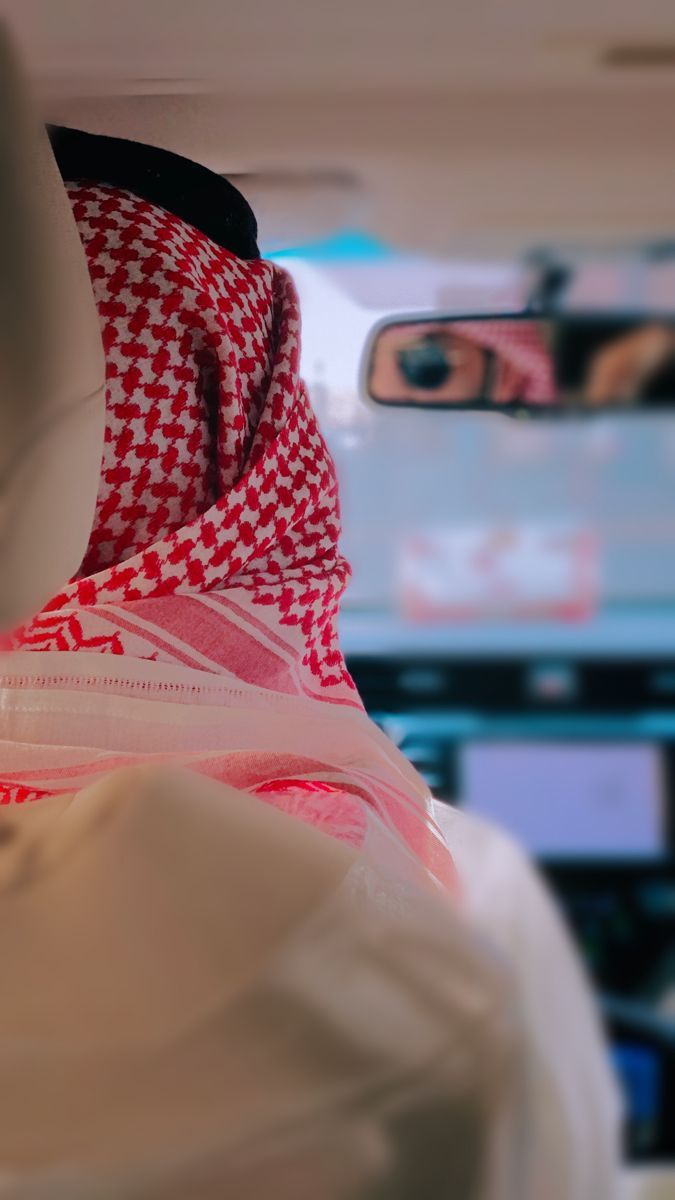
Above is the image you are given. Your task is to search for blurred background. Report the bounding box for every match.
[4,0,675,1172]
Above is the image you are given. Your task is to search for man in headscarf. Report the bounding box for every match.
[0,27,620,1198]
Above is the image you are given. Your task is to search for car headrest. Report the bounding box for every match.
[0,23,105,632]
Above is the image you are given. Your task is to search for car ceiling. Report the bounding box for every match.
[4,0,675,253]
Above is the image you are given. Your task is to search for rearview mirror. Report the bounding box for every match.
[363,313,675,413]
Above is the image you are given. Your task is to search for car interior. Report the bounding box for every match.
[4,1,675,1196]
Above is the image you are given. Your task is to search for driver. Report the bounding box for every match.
[0,29,620,1197]
[0,51,526,1196]
[369,318,557,406]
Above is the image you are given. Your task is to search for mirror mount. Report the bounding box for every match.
[521,248,574,315]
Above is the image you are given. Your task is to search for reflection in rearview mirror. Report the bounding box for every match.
[364,313,675,412]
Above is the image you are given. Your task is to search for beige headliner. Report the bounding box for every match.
[5,0,675,252]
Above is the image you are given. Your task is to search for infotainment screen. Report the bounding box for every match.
[460,742,666,858]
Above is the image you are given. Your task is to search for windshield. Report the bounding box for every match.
[276,253,675,657]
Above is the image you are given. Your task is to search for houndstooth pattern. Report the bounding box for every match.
[17,184,353,692]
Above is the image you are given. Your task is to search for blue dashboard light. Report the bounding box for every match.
[613,1042,662,1130]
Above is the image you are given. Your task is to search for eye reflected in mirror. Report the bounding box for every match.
[364,314,675,413]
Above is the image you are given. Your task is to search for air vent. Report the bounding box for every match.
[602,44,675,69]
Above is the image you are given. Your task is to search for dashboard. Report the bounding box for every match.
[346,650,675,1162]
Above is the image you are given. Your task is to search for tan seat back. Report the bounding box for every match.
[0,22,105,630]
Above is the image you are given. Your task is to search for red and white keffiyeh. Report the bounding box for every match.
[0,184,455,890]
[453,318,556,404]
